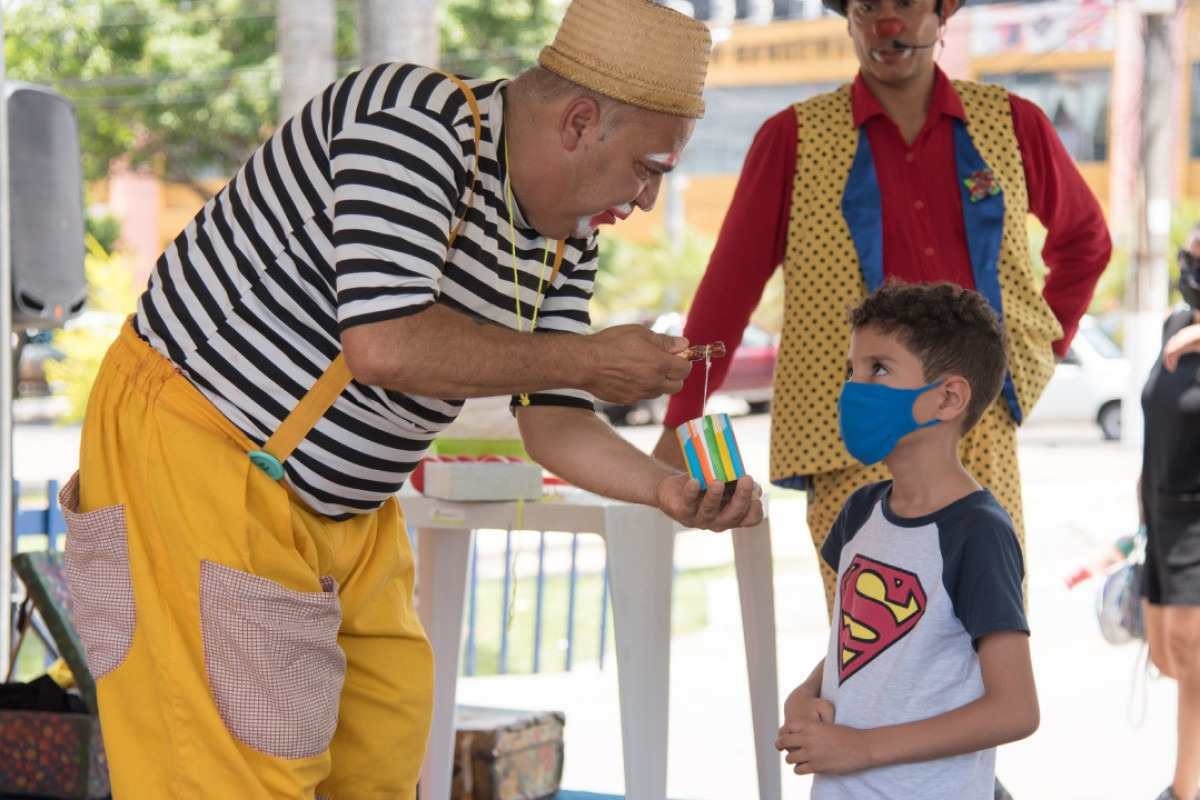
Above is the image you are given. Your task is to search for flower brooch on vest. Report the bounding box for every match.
[963,168,1000,203]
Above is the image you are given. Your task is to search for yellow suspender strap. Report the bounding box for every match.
[445,72,482,248]
[254,73,483,471]
[261,353,354,462]
[549,240,565,285]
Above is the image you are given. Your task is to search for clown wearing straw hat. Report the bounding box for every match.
[62,2,762,797]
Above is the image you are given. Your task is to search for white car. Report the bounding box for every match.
[1026,315,1128,440]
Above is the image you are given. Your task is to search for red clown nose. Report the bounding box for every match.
[874,18,904,39]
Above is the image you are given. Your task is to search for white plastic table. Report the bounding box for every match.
[403,490,780,800]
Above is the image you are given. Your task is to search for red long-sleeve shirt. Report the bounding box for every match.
[664,68,1113,428]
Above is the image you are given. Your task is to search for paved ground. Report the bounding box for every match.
[12,414,1175,799]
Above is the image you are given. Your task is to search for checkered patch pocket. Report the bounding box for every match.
[60,472,135,680]
[200,560,345,759]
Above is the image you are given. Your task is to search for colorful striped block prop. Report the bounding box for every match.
[674,413,746,491]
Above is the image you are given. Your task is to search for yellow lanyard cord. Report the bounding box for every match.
[503,135,555,406]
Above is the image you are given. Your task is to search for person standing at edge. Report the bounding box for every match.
[62,2,762,798]
[1141,223,1200,800]
[653,0,1110,612]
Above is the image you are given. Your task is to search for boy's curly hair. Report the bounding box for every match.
[849,281,1007,432]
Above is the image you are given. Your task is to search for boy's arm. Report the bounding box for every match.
[860,631,1037,764]
[778,631,1038,775]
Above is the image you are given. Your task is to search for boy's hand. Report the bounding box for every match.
[774,721,871,775]
[782,685,834,725]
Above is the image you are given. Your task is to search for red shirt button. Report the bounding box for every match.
[925,247,936,257]
[914,200,925,210]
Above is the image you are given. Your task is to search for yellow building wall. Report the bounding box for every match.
[158,181,224,250]
[92,177,223,253]
[966,49,1114,78]
[614,175,740,244]
[706,17,860,87]
[1076,163,1111,216]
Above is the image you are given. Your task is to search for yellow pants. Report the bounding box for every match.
[806,400,1026,613]
[63,323,433,798]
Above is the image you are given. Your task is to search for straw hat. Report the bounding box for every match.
[538,0,712,119]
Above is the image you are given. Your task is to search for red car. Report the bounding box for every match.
[598,313,779,426]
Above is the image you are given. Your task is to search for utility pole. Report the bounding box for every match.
[277,0,337,122]
[0,0,13,680]
[1122,0,1179,448]
[661,0,697,251]
[359,0,440,68]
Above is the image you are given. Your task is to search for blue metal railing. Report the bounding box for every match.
[12,479,66,550]
[460,527,613,677]
[532,532,546,674]
[12,480,617,678]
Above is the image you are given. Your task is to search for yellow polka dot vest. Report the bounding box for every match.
[769,80,1063,487]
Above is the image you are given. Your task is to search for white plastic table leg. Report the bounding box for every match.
[416,527,473,800]
[602,509,676,800]
[733,516,781,800]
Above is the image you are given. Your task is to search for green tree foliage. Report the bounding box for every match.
[593,231,715,326]
[8,0,561,186]
[5,0,357,187]
[594,228,785,333]
[43,237,140,423]
[84,212,122,255]
[441,0,564,78]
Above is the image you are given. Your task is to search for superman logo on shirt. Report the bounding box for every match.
[838,554,927,683]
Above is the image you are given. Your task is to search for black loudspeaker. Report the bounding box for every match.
[6,82,86,329]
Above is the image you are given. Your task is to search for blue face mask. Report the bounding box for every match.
[838,380,942,465]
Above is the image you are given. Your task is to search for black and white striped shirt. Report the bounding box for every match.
[136,64,598,518]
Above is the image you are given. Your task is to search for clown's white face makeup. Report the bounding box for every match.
[525,101,693,241]
[645,152,680,170]
[576,202,635,238]
[567,141,687,238]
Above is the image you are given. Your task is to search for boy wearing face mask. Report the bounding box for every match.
[775,282,1038,799]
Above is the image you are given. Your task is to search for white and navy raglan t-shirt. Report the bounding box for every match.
[135,64,598,518]
[813,481,1028,800]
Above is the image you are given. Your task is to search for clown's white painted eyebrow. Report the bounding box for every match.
[643,153,679,173]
